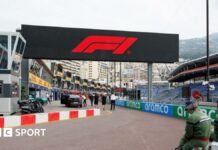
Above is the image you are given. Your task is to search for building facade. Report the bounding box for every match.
[21,59,53,100]
[80,61,109,83]
[57,60,81,76]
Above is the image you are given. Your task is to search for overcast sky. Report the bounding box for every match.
[0,0,217,39]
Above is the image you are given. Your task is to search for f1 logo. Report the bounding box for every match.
[72,35,138,55]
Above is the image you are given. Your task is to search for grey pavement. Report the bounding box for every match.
[0,106,185,150]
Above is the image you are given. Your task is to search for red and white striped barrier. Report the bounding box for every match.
[0,109,100,128]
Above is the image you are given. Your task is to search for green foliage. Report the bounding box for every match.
[21,85,27,100]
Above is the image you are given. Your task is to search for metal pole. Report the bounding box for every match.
[107,66,108,95]
[120,62,122,98]
[148,63,153,102]
[206,0,210,102]
[114,62,116,90]
[136,85,138,100]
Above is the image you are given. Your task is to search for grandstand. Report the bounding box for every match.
[168,53,218,103]
[124,53,218,104]
[169,53,218,83]
[137,81,171,102]
[137,53,218,104]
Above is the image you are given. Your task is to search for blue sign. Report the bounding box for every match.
[52,88,62,92]
[115,100,126,107]
[141,102,173,116]
[29,83,48,90]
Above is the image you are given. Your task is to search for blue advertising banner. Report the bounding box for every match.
[141,102,173,116]
[114,100,216,121]
[115,100,126,107]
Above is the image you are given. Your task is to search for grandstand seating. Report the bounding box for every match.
[139,81,218,104]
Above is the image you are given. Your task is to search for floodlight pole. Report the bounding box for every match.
[106,66,109,95]
[148,63,153,102]
[206,0,210,102]
[114,62,116,92]
[120,62,122,98]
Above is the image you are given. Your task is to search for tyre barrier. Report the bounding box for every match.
[0,108,100,128]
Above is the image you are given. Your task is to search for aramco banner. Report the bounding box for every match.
[141,102,173,116]
[21,25,178,63]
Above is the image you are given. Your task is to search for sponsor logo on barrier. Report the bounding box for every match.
[72,35,138,55]
[115,101,126,107]
[142,103,170,115]
[126,101,141,110]
[176,106,188,118]
[0,128,46,138]
[174,106,216,121]
[200,109,216,121]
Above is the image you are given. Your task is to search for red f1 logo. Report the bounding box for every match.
[72,35,138,55]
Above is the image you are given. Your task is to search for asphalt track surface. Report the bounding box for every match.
[0,105,186,150]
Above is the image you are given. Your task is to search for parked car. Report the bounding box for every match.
[36,97,48,105]
[28,95,48,105]
[65,95,82,108]
[61,93,69,105]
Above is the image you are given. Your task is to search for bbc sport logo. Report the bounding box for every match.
[0,128,13,137]
[0,128,46,137]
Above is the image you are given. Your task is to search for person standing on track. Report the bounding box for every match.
[101,93,107,111]
[47,93,51,104]
[94,93,99,108]
[89,93,94,107]
[82,94,87,107]
[175,101,211,150]
[110,93,116,111]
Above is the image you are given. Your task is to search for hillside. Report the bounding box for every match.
[180,33,218,60]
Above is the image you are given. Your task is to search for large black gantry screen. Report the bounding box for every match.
[21,25,179,63]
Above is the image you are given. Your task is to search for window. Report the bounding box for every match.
[11,82,19,97]
[0,81,3,97]
[16,38,22,54]
[20,41,25,54]
[41,69,52,83]
[0,45,8,69]
[30,60,41,76]
[11,36,16,53]
[14,37,25,55]
[57,64,63,72]
[0,35,8,49]
[11,54,21,73]
[11,37,24,73]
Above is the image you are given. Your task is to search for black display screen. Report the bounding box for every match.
[22,25,179,63]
